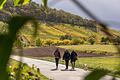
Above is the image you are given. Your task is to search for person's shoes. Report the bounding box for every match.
[56,67,58,70]
[65,68,68,70]
[70,68,75,71]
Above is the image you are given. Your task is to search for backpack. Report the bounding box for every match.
[71,51,77,60]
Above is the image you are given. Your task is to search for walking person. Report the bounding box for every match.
[63,49,71,70]
[54,48,61,69]
[70,50,77,70]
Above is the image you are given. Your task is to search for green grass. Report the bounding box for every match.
[8,59,48,80]
[31,57,120,77]
[58,45,119,54]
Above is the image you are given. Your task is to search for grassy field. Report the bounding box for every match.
[8,59,48,80]
[32,57,120,77]
[58,45,120,54]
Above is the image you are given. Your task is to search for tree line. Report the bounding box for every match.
[0,0,97,31]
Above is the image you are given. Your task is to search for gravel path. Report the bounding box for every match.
[11,56,120,80]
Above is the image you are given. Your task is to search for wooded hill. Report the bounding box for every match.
[0,0,120,46]
[0,0,97,31]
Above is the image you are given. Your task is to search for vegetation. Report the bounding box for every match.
[1,21,120,47]
[8,59,48,80]
[0,0,97,31]
[0,0,120,80]
[29,57,120,77]
[58,45,119,55]
[60,34,72,40]
[101,37,109,44]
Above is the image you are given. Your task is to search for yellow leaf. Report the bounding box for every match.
[0,0,7,9]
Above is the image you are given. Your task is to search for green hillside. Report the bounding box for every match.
[0,0,120,46]
[0,21,120,46]
[20,22,100,40]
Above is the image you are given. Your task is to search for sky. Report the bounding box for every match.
[32,0,120,31]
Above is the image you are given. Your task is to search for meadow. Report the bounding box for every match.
[33,57,120,77]
[58,45,120,55]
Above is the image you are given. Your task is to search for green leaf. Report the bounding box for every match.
[42,0,48,7]
[14,0,21,6]
[84,69,109,80]
[23,0,31,5]
[14,0,31,6]
[0,0,7,9]
[0,16,38,80]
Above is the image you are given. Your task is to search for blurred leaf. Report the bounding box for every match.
[0,0,7,9]
[23,0,31,5]
[14,0,31,6]
[0,16,38,80]
[84,69,108,80]
[14,0,21,6]
[42,0,48,7]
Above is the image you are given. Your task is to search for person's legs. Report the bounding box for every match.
[71,61,75,70]
[71,61,73,70]
[73,61,75,70]
[65,60,69,69]
[55,58,59,69]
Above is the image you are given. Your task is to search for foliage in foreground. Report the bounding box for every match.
[8,59,48,80]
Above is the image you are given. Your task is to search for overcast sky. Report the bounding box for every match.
[32,0,120,30]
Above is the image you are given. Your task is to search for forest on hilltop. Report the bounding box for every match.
[0,0,97,31]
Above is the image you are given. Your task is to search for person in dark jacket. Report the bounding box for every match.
[54,48,61,69]
[63,49,71,70]
[70,50,77,70]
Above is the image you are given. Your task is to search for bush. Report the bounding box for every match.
[63,40,71,45]
[88,37,95,45]
[60,34,72,40]
[71,39,84,45]
[113,36,120,45]
[52,40,64,45]
[35,38,42,47]
[44,39,54,46]
[101,37,109,44]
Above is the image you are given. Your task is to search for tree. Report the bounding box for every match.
[88,37,95,45]
[113,36,120,45]
[101,37,109,44]
[35,38,42,47]
[60,34,72,40]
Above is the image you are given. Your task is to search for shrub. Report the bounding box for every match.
[113,36,120,45]
[35,38,42,47]
[63,40,71,45]
[44,39,54,46]
[101,37,109,44]
[60,34,72,40]
[71,39,84,45]
[88,37,95,45]
[52,40,63,45]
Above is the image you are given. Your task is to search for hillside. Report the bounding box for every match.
[1,21,120,46]
[0,1,120,46]
[23,22,100,39]
[0,0,97,31]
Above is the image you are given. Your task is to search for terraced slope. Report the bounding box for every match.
[22,22,104,40]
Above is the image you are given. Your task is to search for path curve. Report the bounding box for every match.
[11,56,120,80]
